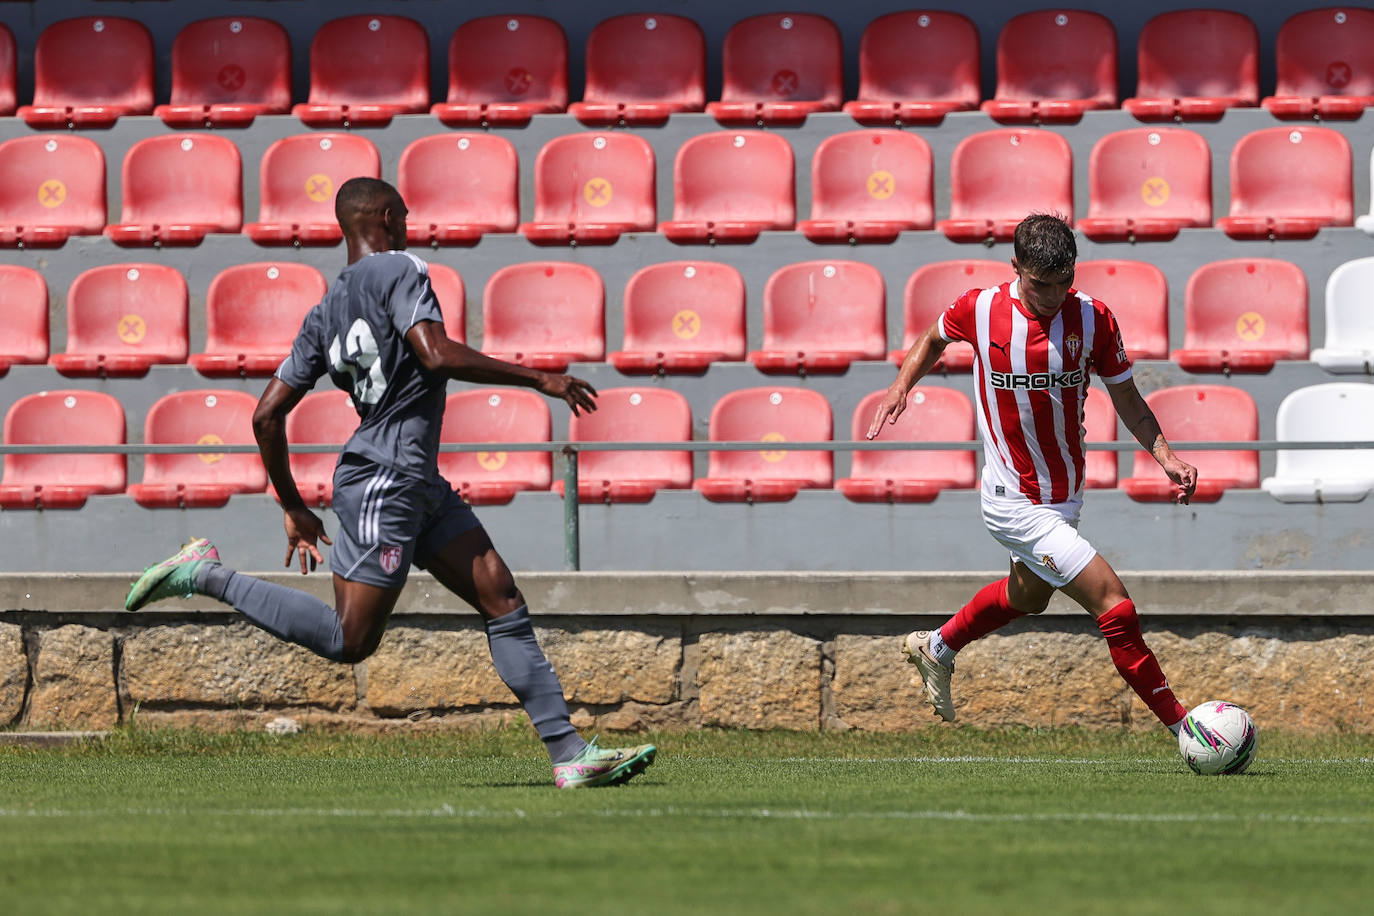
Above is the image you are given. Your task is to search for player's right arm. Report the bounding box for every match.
[252,378,333,574]
[866,319,949,439]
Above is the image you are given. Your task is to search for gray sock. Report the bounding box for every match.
[485,605,586,763]
[196,563,346,662]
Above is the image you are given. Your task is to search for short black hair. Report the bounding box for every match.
[334,176,400,224]
[1013,213,1076,278]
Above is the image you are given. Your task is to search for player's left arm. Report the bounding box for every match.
[1105,377,1198,505]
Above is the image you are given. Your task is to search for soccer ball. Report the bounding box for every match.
[1177,701,1258,775]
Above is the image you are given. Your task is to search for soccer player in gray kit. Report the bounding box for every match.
[127,177,655,789]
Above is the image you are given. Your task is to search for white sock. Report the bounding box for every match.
[928,628,957,668]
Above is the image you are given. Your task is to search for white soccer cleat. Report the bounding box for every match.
[902,630,957,722]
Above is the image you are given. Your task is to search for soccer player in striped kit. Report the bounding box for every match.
[868,214,1196,736]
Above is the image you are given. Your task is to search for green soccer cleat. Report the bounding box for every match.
[553,736,658,789]
[124,538,220,611]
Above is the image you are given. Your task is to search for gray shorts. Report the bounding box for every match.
[329,454,481,588]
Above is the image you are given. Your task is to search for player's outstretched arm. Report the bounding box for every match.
[867,321,949,439]
[1106,377,1198,504]
[253,378,333,573]
[405,321,597,415]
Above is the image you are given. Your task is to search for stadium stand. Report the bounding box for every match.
[1083,386,1118,489]
[695,387,833,502]
[938,129,1073,242]
[0,266,48,373]
[0,134,106,247]
[1174,258,1309,373]
[750,260,887,374]
[1311,256,1374,374]
[1078,127,1212,242]
[982,10,1116,123]
[798,129,934,243]
[1355,147,1374,236]
[104,134,242,246]
[282,389,354,507]
[0,390,125,510]
[1263,8,1374,118]
[0,23,14,116]
[481,262,604,371]
[1262,383,1374,503]
[707,13,842,125]
[1217,126,1353,239]
[1121,385,1259,502]
[190,262,328,377]
[19,16,153,127]
[837,387,976,502]
[293,14,429,127]
[432,15,568,126]
[1073,260,1170,361]
[519,133,656,244]
[437,388,552,505]
[892,260,1016,369]
[1123,9,1260,121]
[50,264,188,377]
[570,13,706,125]
[128,389,266,508]
[156,16,292,127]
[245,133,381,246]
[660,131,795,242]
[399,134,519,246]
[556,387,693,503]
[610,261,747,374]
[427,262,466,344]
[843,11,980,125]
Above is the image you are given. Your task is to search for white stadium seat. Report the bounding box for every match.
[1357,146,1374,236]
[1262,383,1374,503]
[1312,257,1374,374]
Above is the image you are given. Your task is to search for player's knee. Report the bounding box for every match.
[338,628,383,664]
[1012,595,1052,615]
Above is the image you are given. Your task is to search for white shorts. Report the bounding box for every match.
[980,476,1097,588]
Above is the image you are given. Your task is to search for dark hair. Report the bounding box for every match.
[334,176,400,223]
[1013,213,1076,278]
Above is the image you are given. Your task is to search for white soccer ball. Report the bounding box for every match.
[1178,701,1258,775]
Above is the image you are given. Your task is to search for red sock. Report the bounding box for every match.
[939,578,1025,651]
[1096,599,1187,727]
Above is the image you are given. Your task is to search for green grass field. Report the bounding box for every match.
[2,726,1371,915]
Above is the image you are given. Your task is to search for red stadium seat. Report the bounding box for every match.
[1073,260,1169,361]
[556,388,693,503]
[1,391,125,510]
[0,266,49,374]
[838,387,976,503]
[611,261,747,374]
[982,11,1116,123]
[51,264,188,377]
[283,389,355,508]
[798,130,934,243]
[707,13,842,125]
[695,387,832,502]
[519,133,656,245]
[0,24,15,116]
[1173,259,1309,373]
[190,263,328,377]
[660,131,795,243]
[1124,10,1259,121]
[245,134,381,246]
[1082,385,1118,489]
[482,263,604,372]
[293,15,429,127]
[570,14,706,125]
[129,390,266,508]
[438,389,552,505]
[19,17,153,127]
[427,262,466,344]
[1263,9,1374,119]
[892,260,1015,370]
[1121,385,1258,502]
[0,135,106,247]
[750,261,887,374]
[938,129,1073,243]
[399,134,518,246]
[1217,127,1353,240]
[1079,128,1211,242]
[156,16,292,127]
[104,135,242,247]
[432,15,568,126]
[843,11,980,125]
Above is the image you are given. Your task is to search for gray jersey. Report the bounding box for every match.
[276,250,446,481]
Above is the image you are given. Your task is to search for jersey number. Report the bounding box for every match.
[329,318,387,404]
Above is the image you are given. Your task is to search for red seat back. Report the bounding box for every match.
[202,262,327,360]
[0,24,13,116]
[1273,9,1374,100]
[0,266,49,367]
[0,135,106,237]
[1133,10,1258,105]
[2,390,126,498]
[1082,385,1117,488]
[427,262,466,344]
[28,17,154,116]
[439,388,552,496]
[443,15,568,109]
[991,10,1116,105]
[139,390,266,493]
[1227,127,1353,225]
[115,135,242,232]
[580,14,705,111]
[254,133,382,226]
[760,260,887,360]
[1073,260,1169,361]
[304,15,428,111]
[668,131,795,226]
[568,387,693,495]
[899,260,1016,366]
[1128,385,1258,491]
[61,264,189,366]
[617,261,747,369]
[529,133,656,230]
[807,130,934,229]
[284,389,357,505]
[704,387,832,486]
[398,134,519,235]
[167,16,291,112]
[481,263,605,366]
[946,129,1074,224]
[1180,259,1309,364]
[849,387,976,486]
[1085,128,1211,228]
[853,11,979,107]
[718,13,842,109]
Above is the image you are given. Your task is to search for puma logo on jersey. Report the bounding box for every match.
[989,368,1086,390]
[989,340,1010,355]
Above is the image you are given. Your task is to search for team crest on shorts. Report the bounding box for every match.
[379,545,402,575]
[1041,554,1060,574]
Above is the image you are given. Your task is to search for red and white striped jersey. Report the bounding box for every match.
[937,279,1131,504]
